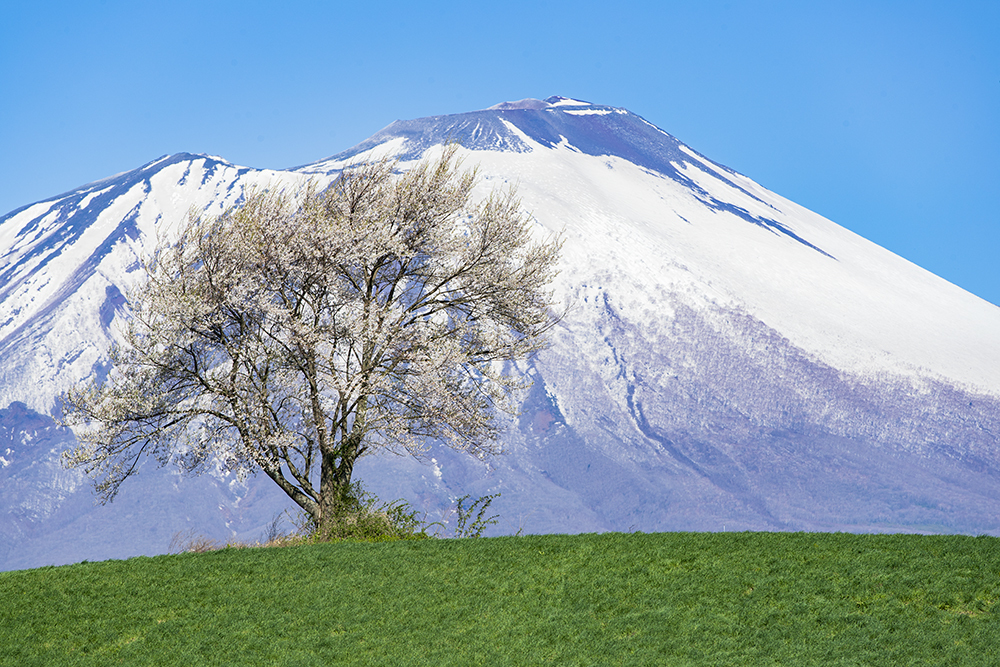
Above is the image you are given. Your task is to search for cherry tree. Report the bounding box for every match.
[63,148,561,535]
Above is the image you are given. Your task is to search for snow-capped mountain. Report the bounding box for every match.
[3,96,999,570]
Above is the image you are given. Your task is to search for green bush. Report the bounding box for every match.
[290,481,433,544]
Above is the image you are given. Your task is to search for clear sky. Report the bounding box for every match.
[2,0,998,305]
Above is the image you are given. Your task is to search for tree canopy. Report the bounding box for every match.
[62,149,561,534]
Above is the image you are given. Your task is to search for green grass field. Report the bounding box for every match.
[3,531,999,665]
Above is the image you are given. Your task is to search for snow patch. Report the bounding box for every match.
[498,119,541,150]
[76,187,112,211]
[548,97,591,107]
[298,137,409,174]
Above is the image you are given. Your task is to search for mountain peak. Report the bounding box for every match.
[486,96,593,111]
[298,97,826,255]
[487,98,550,111]
[304,95,677,177]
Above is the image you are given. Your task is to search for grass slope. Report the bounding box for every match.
[2,532,1000,665]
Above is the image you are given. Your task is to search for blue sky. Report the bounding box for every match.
[2,0,998,305]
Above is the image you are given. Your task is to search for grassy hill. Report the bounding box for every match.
[2,531,999,665]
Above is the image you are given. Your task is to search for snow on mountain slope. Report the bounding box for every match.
[2,96,1000,570]
[0,153,324,413]
[331,97,1000,537]
[308,96,1000,395]
[493,142,999,391]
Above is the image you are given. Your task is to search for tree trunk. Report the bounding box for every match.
[316,395,367,536]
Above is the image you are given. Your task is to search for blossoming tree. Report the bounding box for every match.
[62,148,561,536]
